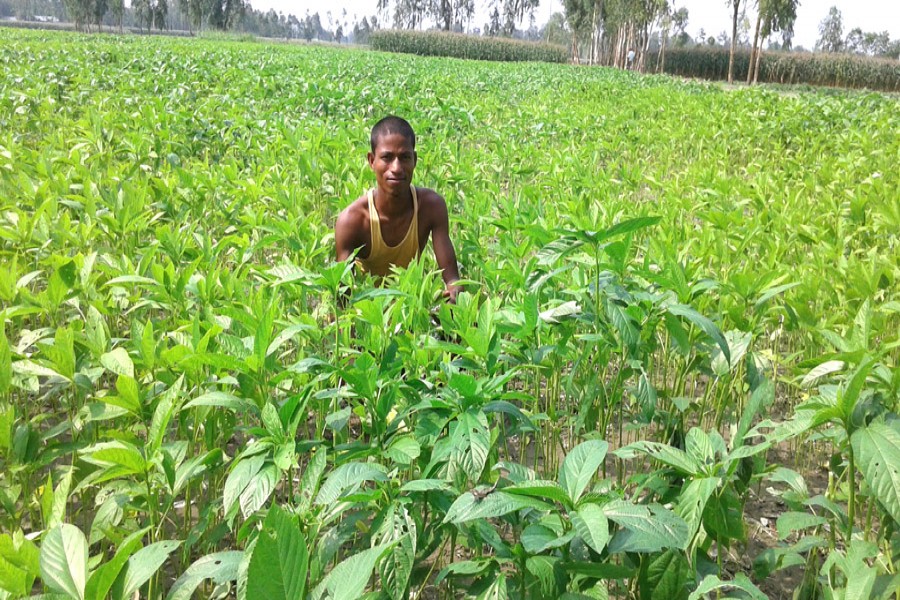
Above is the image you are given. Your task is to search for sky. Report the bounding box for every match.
[252,0,899,50]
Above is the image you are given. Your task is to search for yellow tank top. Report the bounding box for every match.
[356,185,419,277]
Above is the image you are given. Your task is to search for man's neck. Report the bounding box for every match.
[374,185,413,219]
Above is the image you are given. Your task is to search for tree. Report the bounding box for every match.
[672,7,689,46]
[497,0,539,35]
[815,6,843,53]
[485,7,500,36]
[335,23,343,42]
[562,0,592,61]
[747,0,797,84]
[109,0,123,30]
[540,11,569,46]
[726,0,742,83]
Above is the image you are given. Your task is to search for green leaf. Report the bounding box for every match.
[525,555,562,598]
[775,512,827,540]
[224,454,264,516]
[605,501,689,553]
[99,348,133,378]
[240,463,278,518]
[571,503,609,554]
[39,524,88,600]
[183,391,258,414]
[444,491,552,524]
[385,435,421,465]
[559,440,608,504]
[666,304,730,365]
[675,477,719,542]
[448,410,491,484]
[247,506,308,600]
[312,541,396,600]
[851,422,900,524]
[688,573,766,600]
[315,462,387,505]
[641,549,690,600]
[116,540,181,598]
[521,524,573,554]
[85,441,147,474]
[504,480,571,508]
[476,573,508,600]
[84,528,148,600]
[375,505,416,600]
[0,327,12,395]
[801,360,845,389]
[615,440,698,476]
[165,551,243,600]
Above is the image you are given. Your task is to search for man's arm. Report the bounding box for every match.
[335,207,364,262]
[429,195,462,302]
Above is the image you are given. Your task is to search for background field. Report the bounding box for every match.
[1,28,899,599]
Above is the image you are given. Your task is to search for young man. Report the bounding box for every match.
[335,116,461,302]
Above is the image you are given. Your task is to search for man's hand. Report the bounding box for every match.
[443,282,461,304]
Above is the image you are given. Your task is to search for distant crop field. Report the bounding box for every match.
[1,27,898,600]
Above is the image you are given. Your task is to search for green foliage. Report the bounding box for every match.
[371,29,568,63]
[0,26,898,600]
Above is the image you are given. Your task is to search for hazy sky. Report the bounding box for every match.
[253,0,899,50]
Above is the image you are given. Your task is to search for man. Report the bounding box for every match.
[335,116,461,302]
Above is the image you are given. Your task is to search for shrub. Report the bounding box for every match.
[370,29,568,64]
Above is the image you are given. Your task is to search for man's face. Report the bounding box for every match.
[368,133,417,192]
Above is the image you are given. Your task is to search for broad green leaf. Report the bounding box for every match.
[246,506,308,600]
[315,462,387,505]
[851,422,900,524]
[571,503,609,554]
[801,360,845,388]
[675,477,719,542]
[476,573,508,600]
[666,304,730,365]
[525,555,562,598]
[240,463,278,518]
[224,454,265,516]
[775,512,828,540]
[400,479,453,493]
[447,409,490,483]
[688,573,766,600]
[521,524,573,554]
[39,524,88,600]
[312,541,396,600]
[183,391,258,414]
[99,348,133,378]
[385,435,421,465]
[83,528,149,600]
[444,491,552,524]
[504,479,571,508]
[605,501,689,553]
[375,505,416,600]
[0,327,12,395]
[559,440,608,503]
[166,551,243,600]
[641,549,690,600]
[116,540,181,599]
[615,441,697,476]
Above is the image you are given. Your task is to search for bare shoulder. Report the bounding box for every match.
[415,187,449,224]
[336,195,369,231]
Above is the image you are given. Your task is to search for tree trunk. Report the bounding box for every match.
[658,27,667,73]
[727,0,740,83]
[753,36,764,83]
[747,8,761,84]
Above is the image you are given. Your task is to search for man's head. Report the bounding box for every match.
[370,116,416,152]
[368,116,417,193]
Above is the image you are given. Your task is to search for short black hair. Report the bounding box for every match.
[370,116,416,152]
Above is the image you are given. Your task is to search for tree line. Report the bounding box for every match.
[3,0,897,68]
